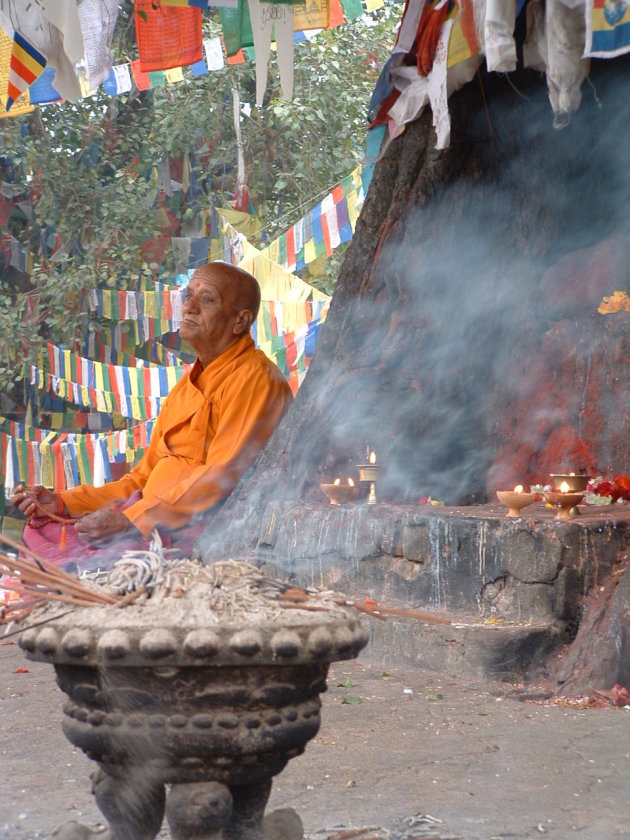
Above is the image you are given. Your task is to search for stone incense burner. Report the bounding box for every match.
[18,559,368,840]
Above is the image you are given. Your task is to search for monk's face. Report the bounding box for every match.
[180,269,250,365]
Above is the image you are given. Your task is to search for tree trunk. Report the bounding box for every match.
[199,58,630,566]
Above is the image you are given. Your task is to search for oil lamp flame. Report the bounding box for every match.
[347,477,355,487]
[514,484,523,494]
[560,481,570,493]
[369,451,376,465]
[333,478,341,486]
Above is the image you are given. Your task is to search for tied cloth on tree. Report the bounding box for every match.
[414,0,455,76]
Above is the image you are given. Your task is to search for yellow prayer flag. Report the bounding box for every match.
[95,390,107,413]
[165,67,184,83]
[129,369,139,398]
[267,239,280,265]
[294,0,330,31]
[40,431,56,489]
[346,189,359,230]
[94,363,105,392]
[304,239,317,264]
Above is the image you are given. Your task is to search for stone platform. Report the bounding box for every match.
[256,500,630,680]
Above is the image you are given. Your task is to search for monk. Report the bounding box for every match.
[11,262,293,569]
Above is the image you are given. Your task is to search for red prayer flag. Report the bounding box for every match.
[285,337,297,372]
[328,0,345,28]
[135,1,202,71]
[130,59,151,91]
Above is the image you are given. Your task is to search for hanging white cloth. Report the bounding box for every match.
[484,0,517,72]
[5,436,15,496]
[389,19,457,150]
[545,0,589,125]
[92,439,106,488]
[77,0,119,89]
[247,0,294,106]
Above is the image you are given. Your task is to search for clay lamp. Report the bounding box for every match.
[496,484,537,517]
[549,472,590,492]
[320,477,362,505]
[357,451,381,505]
[544,480,584,521]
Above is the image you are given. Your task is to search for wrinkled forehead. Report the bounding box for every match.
[188,269,231,300]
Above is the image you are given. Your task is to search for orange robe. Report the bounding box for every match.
[59,334,292,537]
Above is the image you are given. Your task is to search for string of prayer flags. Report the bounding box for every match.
[85,286,185,327]
[259,165,363,273]
[257,316,325,395]
[135,0,203,72]
[1,417,156,493]
[219,0,331,58]
[29,342,191,421]
[160,0,238,7]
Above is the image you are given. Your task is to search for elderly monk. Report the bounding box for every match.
[11,262,292,568]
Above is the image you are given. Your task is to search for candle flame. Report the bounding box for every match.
[348,477,355,487]
[369,451,376,465]
[560,481,570,493]
[514,485,523,494]
[333,478,341,486]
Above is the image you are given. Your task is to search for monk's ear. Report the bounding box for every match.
[233,308,253,335]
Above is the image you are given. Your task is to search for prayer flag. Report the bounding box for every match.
[135,0,203,71]
[585,0,630,57]
[6,31,47,112]
[28,66,61,104]
[204,37,225,70]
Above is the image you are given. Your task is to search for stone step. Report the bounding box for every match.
[361,613,561,681]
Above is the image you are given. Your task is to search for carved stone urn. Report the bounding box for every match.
[18,560,369,839]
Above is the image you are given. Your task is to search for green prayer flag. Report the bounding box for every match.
[341,0,363,19]
[148,71,166,88]
[219,0,253,56]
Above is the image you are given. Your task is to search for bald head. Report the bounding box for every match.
[192,262,261,324]
[180,262,261,366]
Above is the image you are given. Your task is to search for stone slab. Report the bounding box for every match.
[257,501,630,678]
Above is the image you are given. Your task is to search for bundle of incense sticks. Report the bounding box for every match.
[0,533,138,626]
[277,586,452,625]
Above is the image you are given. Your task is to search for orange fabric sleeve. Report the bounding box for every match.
[58,409,168,517]
[122,363,291,536]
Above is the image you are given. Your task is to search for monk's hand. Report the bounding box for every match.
[10,483,63,518]
[74,510,137,545]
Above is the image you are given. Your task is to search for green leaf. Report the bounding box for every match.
[341,695,362,705]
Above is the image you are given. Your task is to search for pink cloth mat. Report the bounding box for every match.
[21,492,205,572]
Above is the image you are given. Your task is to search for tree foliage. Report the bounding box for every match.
[0,6,401,398]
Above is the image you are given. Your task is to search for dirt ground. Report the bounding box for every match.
[2,641,630,840]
